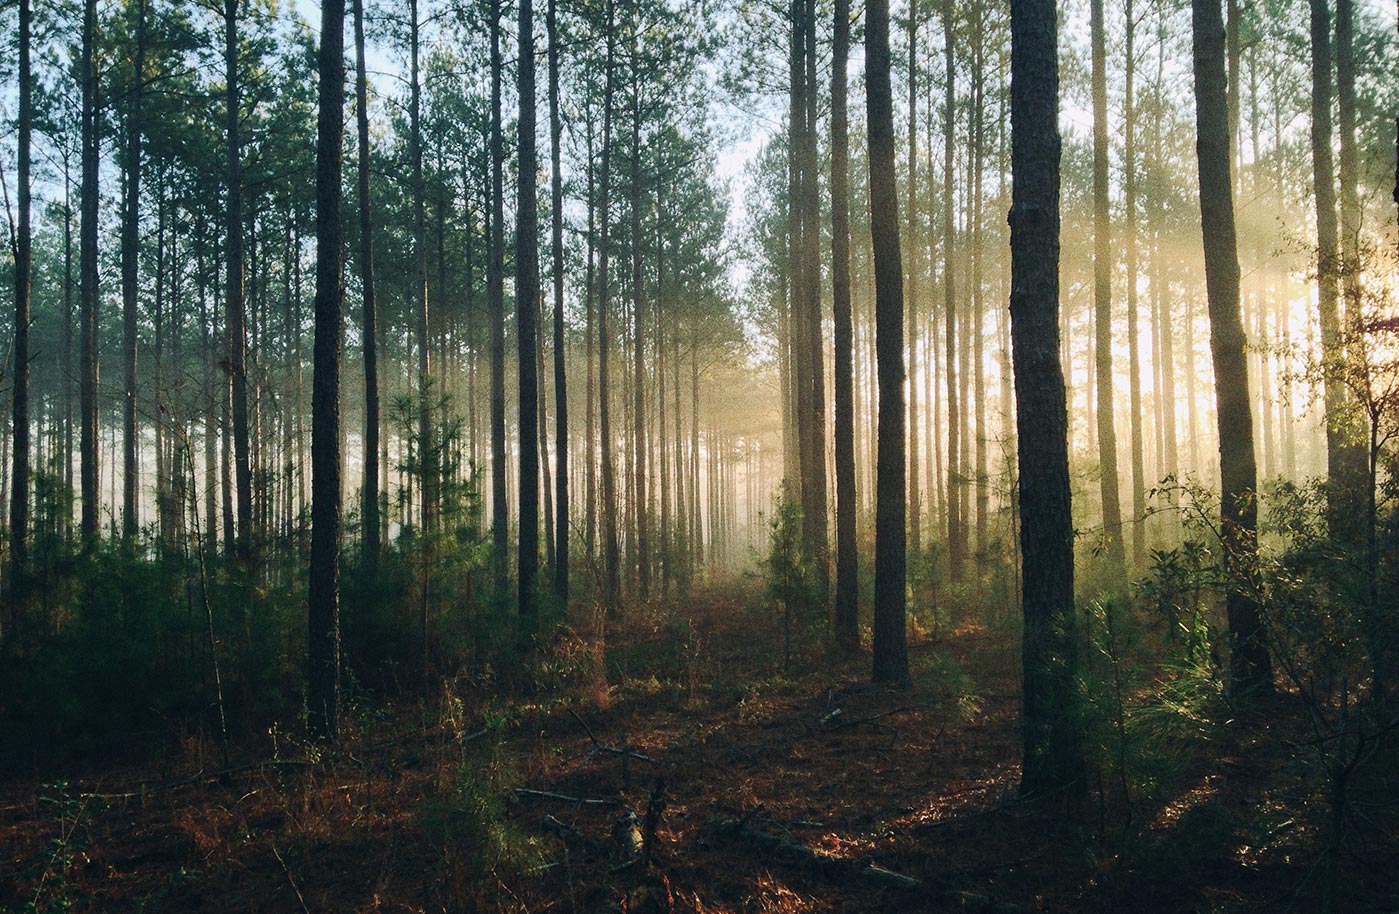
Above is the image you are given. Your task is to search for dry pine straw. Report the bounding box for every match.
[0,591,1360,913]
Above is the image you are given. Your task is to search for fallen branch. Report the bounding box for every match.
[542,814,608,854]
[271,844,311,914]
[712,816,919,892]
[569,710,660,788]
[712,816,1025,911]
[515,788,624,808]
[80,760,310,802]
[819,706,914,731]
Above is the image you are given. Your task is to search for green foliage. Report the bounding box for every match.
[417,741,540,907]
[19,782,92,914]
[764,484,822,670]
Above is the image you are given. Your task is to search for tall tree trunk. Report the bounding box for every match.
[547,0,569,608]
[1308,0,1360,538]
[831,0,858,655]
[971,18,988,563]
[409,0,433,540]
[799,0,828,588]
[122,0,148,539]
[489,0,509,595]
[867,0,908,685]
[517,0,542,639]
[598,0,621,618]
[1090,0,1124,571]
[629,85,649,602]
[1191,0,1271,697]
[584,109,597,562]
[227,0,254,556]
[354,0,380,569]
[1010,0,1085,798]
[80,0,100,548]
[906,0,921,555]
[941,0,963,582]
[10,0,33,624]
[1125,0,1146,570]
[308,0,345,741]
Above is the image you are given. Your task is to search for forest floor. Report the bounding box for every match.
[2,581,1394,913]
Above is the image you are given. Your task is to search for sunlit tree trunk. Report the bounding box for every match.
[942,0,963,583]
[122,0,148,540]
[598,0,621,618]
[831,0,858,655]
[1308,0,1361,538]
[353,0,380,569]
[547,0,569,608]
[489,0,509,595]
[1090,0,1124,571]
[226,0,253,556]
[906,0,921,555]
[1192,0,1272,698]
[1125,0,1146,570]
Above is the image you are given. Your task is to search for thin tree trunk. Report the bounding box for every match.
[1090,0,1125,570]
[942,0,963,582]
[517,0,540,643]
[547,0,569,607]
[1125,0,1146,569]
[308,0,345,740]
[353,0,380,568]
[831,0,858,655]
[1191,0,1271,697]
[629,84,649,602]
[1309,0,1362,536]
[10,0,33,625]
[489,0,509,595]
[598,0,621,618]
[79,0,100,547]
[122,0,148,539]
[906,0,922,555]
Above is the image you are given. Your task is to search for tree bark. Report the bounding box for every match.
[831,0,859,655]
[1090,0,1125,571]
[308,0,345,740]
[1125,0,1146,571]
[353,0,380,570]
[122,0,149,539]
[942,0,963,583]
[867,0,908,685]
[906,1,921,556]
[10,0,33,624]
[489,0,509,595]
[598,0,621,618]
[80,0,100,547]
[1191,0,1272,697]
[227,0,254,556]
[1010,0,1085,798]
[547,0,569,608]
[1308,0,1362,538]
[517,0,541,642]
